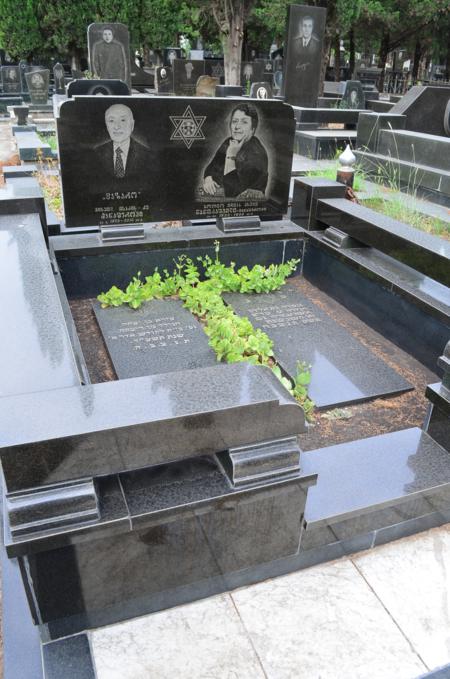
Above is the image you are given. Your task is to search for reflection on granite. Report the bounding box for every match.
[302,428,450,528]
[0,363,305,493]
[27,470,311,624]
[0,213,79,398]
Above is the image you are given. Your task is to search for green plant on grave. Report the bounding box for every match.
[97,242,314,421]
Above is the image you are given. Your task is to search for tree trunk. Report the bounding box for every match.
[411,39,421,83]
[377,30,390,92]
[319,36,332,96]
[349,27,355,77]
[223,0,244,86]
[334,32,341,81]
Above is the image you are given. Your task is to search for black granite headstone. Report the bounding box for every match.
[1,66,21,94]
[58,96,295,227]
[88,23,131,89]
[225,286,413,408]
[93,299,217,378]
[250,82,273,99]
[173,59,205,96]
[163,47,182,67]
[53,63,66,94]
[241,61,265,90]
[67,79,130,98]
[391,86,450,137]
[445,99,450,137]
[281,4,326,107]
[156,66,173,93]
[340,80,365,110]
[25,69,50,105]
[205,60,224,81]
[18,60,29,93]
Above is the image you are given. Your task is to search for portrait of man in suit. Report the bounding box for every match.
[93,104,150,186]
[295,16,320,56]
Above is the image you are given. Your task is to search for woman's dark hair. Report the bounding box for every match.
[230,104,259,131]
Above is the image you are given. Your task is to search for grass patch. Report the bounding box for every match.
[33,154,63,219]
[361,197,450,241]
[37,133,58,152]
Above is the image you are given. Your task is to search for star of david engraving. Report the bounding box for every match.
[169,105,206,149]
[212,63,224,77]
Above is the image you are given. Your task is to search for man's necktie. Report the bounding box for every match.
[115,147,125,178]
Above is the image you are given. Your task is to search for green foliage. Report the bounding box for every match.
[0,0,40,59]
[98,243,314,420]
[361,197,450,241]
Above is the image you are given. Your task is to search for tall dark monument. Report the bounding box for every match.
[281,4,326,107]
[88,23,131,89]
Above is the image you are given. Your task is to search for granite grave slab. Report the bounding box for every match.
[391,86,450,137]
[225,285,413,408]
[340,80,365,110]
[88,23,131,89]
[163,47,182,67]
[241,61,265,89]
[58,96,295,227]
[250,82,273,99]
[93,298,217,378]
[53,63,66,94]
[281,5,326,107]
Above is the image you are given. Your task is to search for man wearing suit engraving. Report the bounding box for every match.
[295,16,320,56]
[93,104,150,188]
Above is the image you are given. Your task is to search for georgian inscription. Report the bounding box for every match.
[93,299,217,379]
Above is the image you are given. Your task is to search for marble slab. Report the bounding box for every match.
[225,286,412,408]
[91,593,266,679]
[354,524,450,670]
[232,558,427,678]
[93,298,217,379]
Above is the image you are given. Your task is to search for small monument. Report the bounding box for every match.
[25,69,50,105]
[53,63,66,94]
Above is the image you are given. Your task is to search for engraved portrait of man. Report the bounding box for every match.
[92,27,128,83]
[295,15,320,56]
[92,104,150,185]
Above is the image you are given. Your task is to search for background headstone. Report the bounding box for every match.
[163,47,182,67]
[173,59,206,96]
[340,80,365,109]
[88,23,131,89]
[1,66,21,93]
[53,63,66,94]
[25,69,50,104]
[67,79,130,98]
[391,86,450,137]
[241,61,265,89]
[281,4,326,107]
[156,66,173,93]
[205,60,224,82]
[444,100,450,137]
[57,97,295,228]
[250,82,273,99]
[19,60,30,92]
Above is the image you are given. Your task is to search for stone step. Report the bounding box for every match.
[377,128,450,172]
[301,428,450,553]
[295,129,357,160]
[354,150,450,205]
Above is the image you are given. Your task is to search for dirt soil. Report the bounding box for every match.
[69,277,437,453]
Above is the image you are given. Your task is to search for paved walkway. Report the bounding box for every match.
[89,524,450,679]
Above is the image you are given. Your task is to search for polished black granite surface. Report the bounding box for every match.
[316,198,450,287]
[0,213,80,398]
[302,428,450,527]
[0,363,305,493]
[225,285,412,408]
[302,241,448,373]
[93,298,217,378]
[43,634,95,679]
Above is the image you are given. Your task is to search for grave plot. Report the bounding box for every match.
[1,82,450,679]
